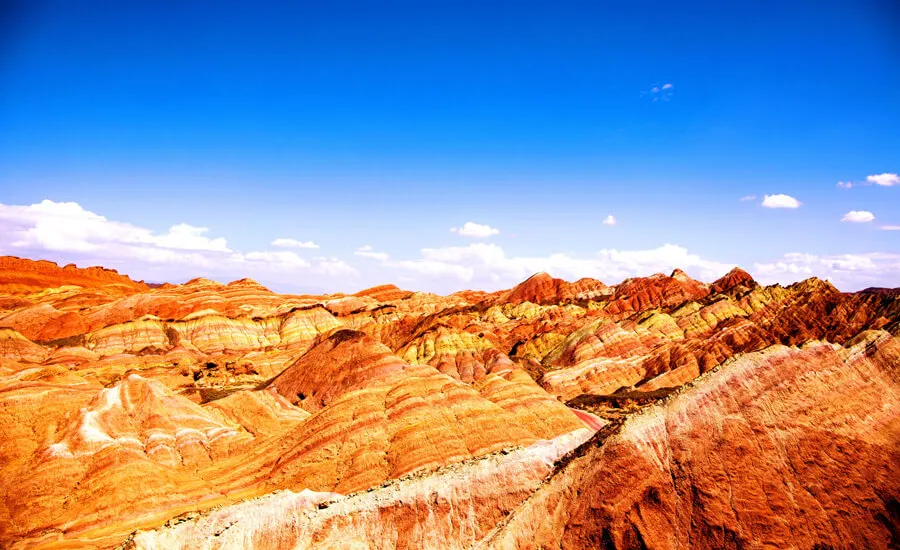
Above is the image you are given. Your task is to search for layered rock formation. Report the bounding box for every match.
[0,256,149,295]
[0,255,897,549]
[130,429,594,550]
[480,333,900,549]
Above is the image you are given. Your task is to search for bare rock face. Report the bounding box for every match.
[0,256,149,295]
[604,270,710,317]
[399,324,496,382]
[710,266,757,293]
[0,254,898,548]
[269,329,408,411]
[129,429,594,550]
[354,283,415,302]
[501,272,608,306]
[256,330,587,496]
[480,334,900,550]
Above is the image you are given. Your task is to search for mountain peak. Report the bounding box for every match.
[712,267,757,292]
[504,272,565,305]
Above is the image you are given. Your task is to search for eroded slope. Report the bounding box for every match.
[0,256,897,548]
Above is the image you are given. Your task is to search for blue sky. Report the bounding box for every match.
[1,1,898,293]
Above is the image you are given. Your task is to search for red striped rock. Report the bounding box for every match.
[0,257,898,548]
[481,333,900,549]
[0,256,148,295]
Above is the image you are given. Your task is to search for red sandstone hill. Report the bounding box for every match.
[500,271,609,305]
[710,266,757,293]
[0,257,898,549]
[0,256,149,295]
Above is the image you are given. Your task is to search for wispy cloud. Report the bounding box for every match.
[754,252,900,290]
[1,200,231,253]
[271,238,319,249]
[739,195,757,201]
[450,222,500,238]
[867,173,899,187]
[837,173,898,188]
[841,210,875,223]
[389,242,733,287]
[243,251,309,267]
[354,245,389,262]
[642,82,674,102]
[602,215,616,226]
[761,194,801,209]
[387,241,899,292]
[4,199,896,295]
[0,200,356,287]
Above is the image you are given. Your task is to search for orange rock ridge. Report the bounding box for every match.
[0,255,897,548]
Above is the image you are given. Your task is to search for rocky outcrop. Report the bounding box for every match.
[3,375,254,545]
[480,334,900,549]
[0,256,148,294]
[257,330,587,496]
[129,429,593,550]
[501,272,608,306]
[204,388,310,437]
[0,258,898,548]
[604,269,710,318]
[0,328,49,362]
[125,334,900,550]
[399,325,496,382]
[710,266,757,293]
[354,283,414,302]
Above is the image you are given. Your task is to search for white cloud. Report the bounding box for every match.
[388,242,734,289]
[739,195,757,202]
[0,200,231,253]
[643,83,674,101]
[867,173,899,187]
[420,242,507,265]
[0,200,357,291]
[354,245,389,262]
[754,252,900,290]
[395,259,475,281]
[314,259,357,277]
[602,215,616,226]
[271,238,319,249]
[450,222,500,238]
[838,173,898,188]
[390,241,899,293]
[151,223,231,251]
[6,200,895,296]
[242,251,310,268]
[881,225,900,231]
[761,194,801,209]
[841,210,875,223]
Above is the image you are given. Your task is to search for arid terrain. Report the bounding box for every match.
[0,255,897,549]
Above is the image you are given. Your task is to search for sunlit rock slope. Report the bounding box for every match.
[0,256,897,549]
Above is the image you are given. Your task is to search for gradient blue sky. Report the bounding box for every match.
[1,1,898,293]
